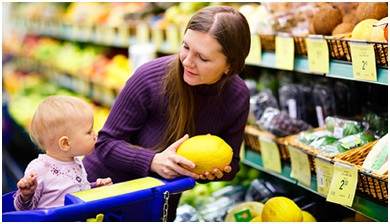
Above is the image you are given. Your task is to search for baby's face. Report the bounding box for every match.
[68,112,97,156]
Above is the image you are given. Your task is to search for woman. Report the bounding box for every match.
[83,5,251,221]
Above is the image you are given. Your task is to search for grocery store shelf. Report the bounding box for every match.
[242,148,388,222]
[247,52,388,86]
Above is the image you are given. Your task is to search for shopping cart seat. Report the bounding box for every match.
[2,177,195,222]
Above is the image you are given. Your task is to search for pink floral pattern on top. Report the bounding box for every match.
[13,154,90,210]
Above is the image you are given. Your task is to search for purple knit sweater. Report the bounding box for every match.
[83,55,250,184]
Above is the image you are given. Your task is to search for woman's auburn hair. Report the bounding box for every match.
[155,5,251,152]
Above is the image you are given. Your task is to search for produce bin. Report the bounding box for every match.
[2,176,195,222]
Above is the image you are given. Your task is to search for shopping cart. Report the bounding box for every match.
[2,176,195,222]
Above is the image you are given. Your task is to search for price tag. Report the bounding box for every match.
[259,136,282,173]
[315,157,334,196]
[288,146,311,187]
[136,23,149,44]
[246,34,262,64]
[151,27,163,51]
[326,162,357,207]
[275,35,294,71]
[306,37,329,74]
[105,26,116,45]
[350,42,377,82]
[234,209,253,222]
[166,25,180,53]
[118,26,130,46]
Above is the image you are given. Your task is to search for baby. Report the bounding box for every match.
[13,95,112,210]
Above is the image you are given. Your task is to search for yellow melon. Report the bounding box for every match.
[351,19,379,40]
[371,17,388,42]
[250,215,262,222]
[176,135,233,174]
[302,211,317,222]
[261,196,303,222]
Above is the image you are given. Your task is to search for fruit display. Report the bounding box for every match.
[2,2,388,222]
[261,196,303,222]
[176,135,233,175]
[309,2,388,41]
[224,201,264,222]
[2,68,109,133]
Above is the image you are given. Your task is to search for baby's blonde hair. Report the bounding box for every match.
[29,95,92,151]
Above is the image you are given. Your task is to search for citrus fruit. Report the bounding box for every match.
[176,135,233,174]
[261,196,303,222]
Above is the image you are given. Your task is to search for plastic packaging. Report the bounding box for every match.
[325,116,366,139]
[312,83,336,127]
[317,131,376,156]
[257,107,312,137]
[250,89,279,121]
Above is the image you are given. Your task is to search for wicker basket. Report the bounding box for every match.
[258,34,308,56]
[259,34,276,52]
[244,125,290,162]
[325,37,388,67]
[293,36,307,56]
[333,140,388,205]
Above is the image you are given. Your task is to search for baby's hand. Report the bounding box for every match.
[96,177,113,187]
[17,172,38,202]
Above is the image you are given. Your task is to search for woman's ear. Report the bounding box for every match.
[224,66,230,75]
[59,136,70,152]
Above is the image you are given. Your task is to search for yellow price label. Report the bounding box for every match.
[350,42,377,82]
[288,146,311,187]
[136,23,149,44]
[259,136,282,173]
[166,25,180,53]
[151,27,163,51]
[326,162,357,207]
[315,157,334,196]
[118,26,130,46]
[246,34,262,65]
[275,35,295,71]
[306,38,329,74]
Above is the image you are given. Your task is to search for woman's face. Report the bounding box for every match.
[179,29,230,86]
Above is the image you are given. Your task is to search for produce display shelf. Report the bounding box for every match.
[242,148,388,222]
[248,52,388,86]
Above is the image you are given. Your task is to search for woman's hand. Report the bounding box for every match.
[151,134,199,180]
[199,165,232,180]
[17,172,38,202]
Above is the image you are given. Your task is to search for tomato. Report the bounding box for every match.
[385,24,388,41]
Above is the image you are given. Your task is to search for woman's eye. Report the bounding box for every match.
[199,56,208,62]
[182,44,189,49]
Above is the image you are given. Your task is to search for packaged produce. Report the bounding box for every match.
[312,83,336,127]
[317,131,376,156]
[325,116,365,139]
[333,80,358,117]
[257,107,312,137]
[250,89,279,122]
[174,204,204,222]
[362,134,388,175]
[363,110,388,138]
[279,84,307,121]
[297,129,332,145]
[309,136,339,149]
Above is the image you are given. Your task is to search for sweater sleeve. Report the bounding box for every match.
[92,58,168,178]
